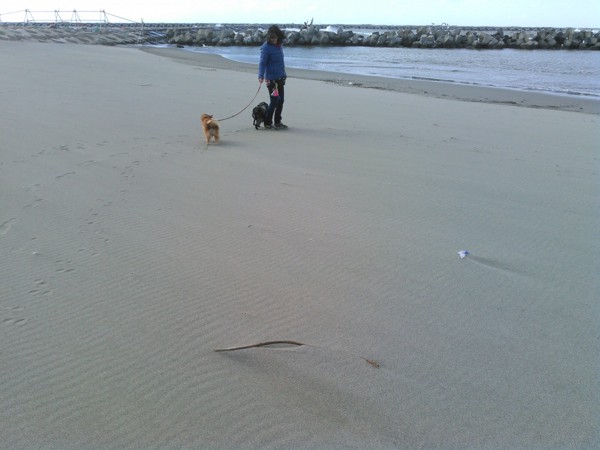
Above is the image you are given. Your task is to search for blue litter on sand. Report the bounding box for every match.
[458,250,470,259]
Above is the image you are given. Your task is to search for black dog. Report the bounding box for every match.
[252,102,268,129]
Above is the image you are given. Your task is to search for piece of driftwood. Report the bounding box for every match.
[214,340,381,368]
[213,340,306,352]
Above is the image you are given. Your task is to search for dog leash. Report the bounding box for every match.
[216,84,262,122]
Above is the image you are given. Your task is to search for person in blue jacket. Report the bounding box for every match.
[258,25,288,129]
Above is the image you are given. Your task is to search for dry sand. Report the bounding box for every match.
[1,39,599,449]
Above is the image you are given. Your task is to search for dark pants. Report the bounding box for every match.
[265,79,285,125]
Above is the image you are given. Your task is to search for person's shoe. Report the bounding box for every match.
[274,123,288,129]
[264,123,274,129]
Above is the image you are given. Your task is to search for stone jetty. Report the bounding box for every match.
[1,23,598,49]
[166,25,600,50]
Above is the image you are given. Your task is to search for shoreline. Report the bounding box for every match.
[1,24,597,113]
[141,46,600,114]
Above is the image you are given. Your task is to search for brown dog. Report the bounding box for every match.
[201,114,220,145]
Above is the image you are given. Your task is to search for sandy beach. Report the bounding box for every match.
[1,37,598,449]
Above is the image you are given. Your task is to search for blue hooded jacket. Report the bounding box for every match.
[258,42,287,81]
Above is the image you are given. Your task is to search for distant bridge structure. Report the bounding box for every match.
[0,9,140,26]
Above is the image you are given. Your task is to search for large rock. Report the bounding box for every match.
[285,31,300,45]
[564,37,581,49]
[521,40,539,50]
[437,33,455,48]
[478,32,495,46]
[319,33,332,45]
[539,37,557,49]
[376,34,388,46]
[338,30,354,43]
[195,28,214,43]
[387,35,402,46]
[365,32,380,46]
[454,33,467,47]
[216,28,235,40]
[399,30,417,47]
[419,34,435,47]
[349,34,364,45]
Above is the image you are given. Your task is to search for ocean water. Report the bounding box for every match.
[186,45,600,98]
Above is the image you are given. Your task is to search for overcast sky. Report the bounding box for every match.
[1,0,598,28]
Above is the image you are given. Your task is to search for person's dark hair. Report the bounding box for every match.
[267,25,284,43]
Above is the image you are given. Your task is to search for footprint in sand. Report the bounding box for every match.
[55,171,76,180]
[23,198,43,210]
[0,218,17,235]
[1,306,26,326]
[2,317,26,326]
[29,288,54,295]
[56,267,75,274]
[28,279,54,296]
[0,306,23,312]
[55,260,75,274]
[78,160,97,167]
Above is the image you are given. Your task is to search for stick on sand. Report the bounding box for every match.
[213,340,307,352]
[214,341,381,369]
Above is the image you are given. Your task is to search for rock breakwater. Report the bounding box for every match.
[2,23,598,50]
[166,25,600,50]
